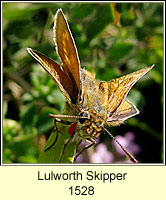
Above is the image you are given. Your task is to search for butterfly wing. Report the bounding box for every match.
[54,9,81,104]
[27,48,71,102]
[99,65,154,121]
[27,9,82,105]
[107,100,139,125]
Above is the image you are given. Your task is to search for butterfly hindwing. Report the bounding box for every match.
[27,48,71,102]
[107,100,139,125]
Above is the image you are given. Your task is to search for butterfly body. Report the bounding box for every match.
[64,68,106,141]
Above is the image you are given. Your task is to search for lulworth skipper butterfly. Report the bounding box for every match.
[27,9,154,163]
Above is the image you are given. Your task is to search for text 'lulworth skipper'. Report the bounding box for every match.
[27,9,154,163]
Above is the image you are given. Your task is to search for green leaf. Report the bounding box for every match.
[36,107,57,134]
[38,123,77,163]
[120,10,136,26]
[85,4,114,41]
[20,103,36,134]
[108,41,134,60]
[3,3,37,21]
[71,3,94,19]
[3,101,8,119]
[3,119,23,140]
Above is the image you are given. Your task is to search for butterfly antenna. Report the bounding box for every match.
[104,127,138,163]
[49,114,90,120]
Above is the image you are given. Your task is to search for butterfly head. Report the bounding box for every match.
[77,110,106,140]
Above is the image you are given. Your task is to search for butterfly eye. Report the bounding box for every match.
[79,112,89,124]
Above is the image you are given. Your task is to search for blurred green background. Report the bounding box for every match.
[3,2,163,163]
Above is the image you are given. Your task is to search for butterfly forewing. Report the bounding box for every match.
[101,66,154,116]
[54,9,81,103]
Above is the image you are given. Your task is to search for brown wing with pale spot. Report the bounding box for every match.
[54,9,81,104]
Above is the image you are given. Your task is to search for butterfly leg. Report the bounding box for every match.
[58,136,74,163]
[44,128,59,152]
[44,118,72,152]
[74,140,96,162]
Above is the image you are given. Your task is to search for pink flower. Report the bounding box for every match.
[112,132,141,158]
[91,143,114,163]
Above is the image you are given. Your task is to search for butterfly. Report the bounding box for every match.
[27,8,154,163]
